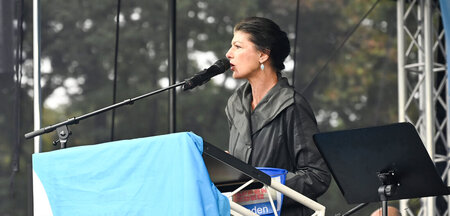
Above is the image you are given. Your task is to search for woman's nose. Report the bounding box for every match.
[226,48,233,59]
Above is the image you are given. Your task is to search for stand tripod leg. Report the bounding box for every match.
[382,200,388,216]
[338,203,368,216]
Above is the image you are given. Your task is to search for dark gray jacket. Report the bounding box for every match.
[225,77,331,216]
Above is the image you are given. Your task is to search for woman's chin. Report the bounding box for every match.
[232,72,244,79]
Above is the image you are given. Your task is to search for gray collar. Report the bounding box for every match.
[226,77,294,136]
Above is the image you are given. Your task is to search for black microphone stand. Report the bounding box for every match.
[334,203,369,216]
[25,81,186,149]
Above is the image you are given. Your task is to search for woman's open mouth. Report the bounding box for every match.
[230,63,235,71]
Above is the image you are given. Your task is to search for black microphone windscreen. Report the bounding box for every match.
[183,58,230,90]
[214,58,230,72]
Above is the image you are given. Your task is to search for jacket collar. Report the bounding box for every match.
[226,77,294,136]
[250,77,294,134]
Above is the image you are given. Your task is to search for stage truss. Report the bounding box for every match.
[397,0,449,215]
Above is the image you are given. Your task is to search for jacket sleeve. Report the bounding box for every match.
[284,95,331,199]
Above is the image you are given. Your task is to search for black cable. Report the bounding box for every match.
[10,0,24,198]
[168,0,176,133]
[292,0,300,86]
[301,0,381,93]
[13,0,24,171]
[110,0,122,141]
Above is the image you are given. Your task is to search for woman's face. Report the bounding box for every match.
[226,31,261,80]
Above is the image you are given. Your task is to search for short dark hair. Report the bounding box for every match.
[234,17,290,72]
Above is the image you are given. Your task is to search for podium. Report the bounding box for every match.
[33,132,230,216]
[32,132,325,216]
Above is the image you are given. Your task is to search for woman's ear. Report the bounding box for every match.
[259,49,270,64]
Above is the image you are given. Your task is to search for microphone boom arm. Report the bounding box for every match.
[25,58,229,148]
[25,81,186,148]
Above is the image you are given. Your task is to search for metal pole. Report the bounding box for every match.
[398,0,406,123]
[418,0,426,142]
[397,1,409,214]
[33,0,42,153]
[168,0,176,133]
[424,0,436,215]
[424,0,435,159]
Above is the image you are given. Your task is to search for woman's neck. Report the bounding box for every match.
[248,69,278,110]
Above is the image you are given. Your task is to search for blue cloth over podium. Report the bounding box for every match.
[32,132,230,216]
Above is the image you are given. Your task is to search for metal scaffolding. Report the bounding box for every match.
[397,0,449,215]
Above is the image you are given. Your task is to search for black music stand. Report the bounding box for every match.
[313,122,450,216]
[202,141,267,192]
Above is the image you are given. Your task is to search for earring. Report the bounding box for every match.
[260,63,264,71]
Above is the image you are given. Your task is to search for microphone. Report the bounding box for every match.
[183,58,230,91]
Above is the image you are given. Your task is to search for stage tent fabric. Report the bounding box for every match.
[32,132,230,216]
[442,0,450,125]
[441,0,450,62]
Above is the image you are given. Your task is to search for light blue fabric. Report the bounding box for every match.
[441,0,450,96]
[441,0,450,53]
[33,132,230,216]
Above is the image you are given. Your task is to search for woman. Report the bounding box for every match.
[225,17,331,215]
